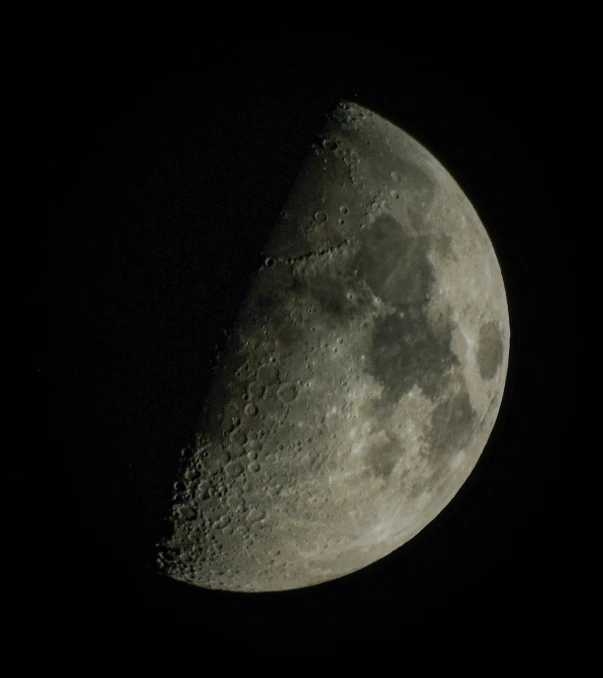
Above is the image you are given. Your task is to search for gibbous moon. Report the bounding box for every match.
[157,101,510,592]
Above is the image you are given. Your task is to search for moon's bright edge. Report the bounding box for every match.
[156,100,510,592]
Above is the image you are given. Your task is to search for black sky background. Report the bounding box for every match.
[17,16,591,672]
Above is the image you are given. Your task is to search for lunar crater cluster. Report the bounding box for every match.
[157,101,509,592]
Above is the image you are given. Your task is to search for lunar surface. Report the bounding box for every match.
[157,100,510,592]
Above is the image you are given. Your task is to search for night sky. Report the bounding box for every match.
[18,17,589,672]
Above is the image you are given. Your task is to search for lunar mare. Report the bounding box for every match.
[157,101,510,592]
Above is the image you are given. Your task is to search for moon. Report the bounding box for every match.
[157,100,510,592]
